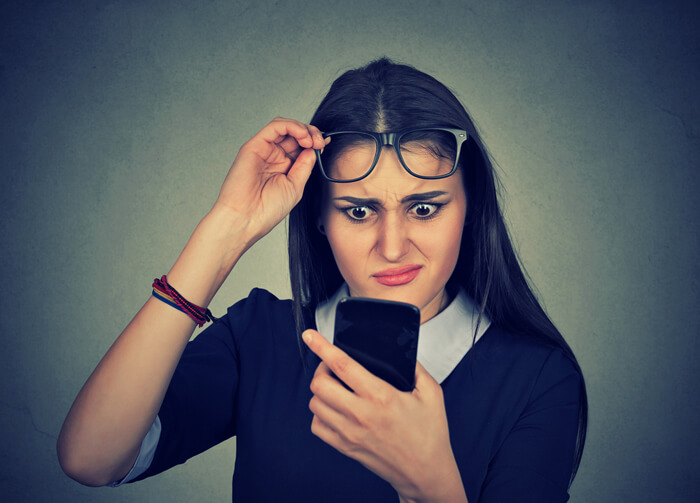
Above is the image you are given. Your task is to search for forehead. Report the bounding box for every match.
[324,148,465,200]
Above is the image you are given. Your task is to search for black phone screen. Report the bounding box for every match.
[333,297,420,392]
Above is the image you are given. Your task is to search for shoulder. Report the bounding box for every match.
[223,288,293,326]
[478,324,578,370]
[469,324,582,402]
[226,287,289,308]
[220,288,301,348]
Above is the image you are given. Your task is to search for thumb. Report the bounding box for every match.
[414,360,439,389]
[286,148,316,197]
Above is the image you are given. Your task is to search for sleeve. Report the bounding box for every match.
[129,311,241,482]
[479,349,582,503]
[107,415,161,487]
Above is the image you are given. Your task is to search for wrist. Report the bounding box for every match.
[397,456,467,503]
[203,204,258,260]
[165,208,252,307]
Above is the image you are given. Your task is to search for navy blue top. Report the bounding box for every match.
[132,289,581,502]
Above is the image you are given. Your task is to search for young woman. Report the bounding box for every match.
[57,58,587,502]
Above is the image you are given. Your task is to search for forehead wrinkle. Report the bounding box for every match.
[365,179,426,203]
[329,176,439,208]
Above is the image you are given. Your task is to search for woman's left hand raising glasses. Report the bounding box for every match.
[303,330,469,503]
[213,118,328,249]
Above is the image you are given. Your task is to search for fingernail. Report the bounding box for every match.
[302,331,313,345]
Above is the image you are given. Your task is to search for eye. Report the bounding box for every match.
[344,206,373,221]
[409,203,440,219]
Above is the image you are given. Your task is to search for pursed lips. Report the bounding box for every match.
[372,265,422,286]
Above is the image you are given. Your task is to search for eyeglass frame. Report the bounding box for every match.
[314,127,469,183]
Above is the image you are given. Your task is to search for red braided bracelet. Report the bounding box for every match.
[152,275,217,327]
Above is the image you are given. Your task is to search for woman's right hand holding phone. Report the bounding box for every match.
[212,118,327,250]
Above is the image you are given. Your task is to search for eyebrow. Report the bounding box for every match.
[333,191,449,206]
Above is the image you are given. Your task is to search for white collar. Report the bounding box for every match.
[314,284,491,384]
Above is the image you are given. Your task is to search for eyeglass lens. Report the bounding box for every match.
[319,130,458,181]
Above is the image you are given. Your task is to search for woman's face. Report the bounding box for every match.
[321,146,467,323]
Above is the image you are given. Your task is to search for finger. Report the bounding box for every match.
[310,361,362,412]
[275,136,304,158]
[312,360,335,380]
[277,132,328,159]
[300,122,328,149]
[308,393,353,434]
[307,123,325,140]
[303,329,383,397]
[261,118,326,150]
[310,415,383,477]
[285,148,316,196]
[310,413,345,452]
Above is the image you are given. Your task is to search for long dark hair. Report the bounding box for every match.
[288,58,587,483]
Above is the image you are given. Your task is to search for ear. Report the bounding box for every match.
[316,218,326,235]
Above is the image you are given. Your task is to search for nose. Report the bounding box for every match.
[375,213,411,262]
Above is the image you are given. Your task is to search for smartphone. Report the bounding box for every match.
[333,297,420,392]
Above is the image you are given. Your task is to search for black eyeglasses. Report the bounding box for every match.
[314,127,468,183]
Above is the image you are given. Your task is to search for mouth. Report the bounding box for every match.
[372,265,422,286]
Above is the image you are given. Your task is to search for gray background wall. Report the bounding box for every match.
[2,0,698,501]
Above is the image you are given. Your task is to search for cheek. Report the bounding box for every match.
[426,205,466,272]
[322,215,367,278]
[435,222,464,264]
